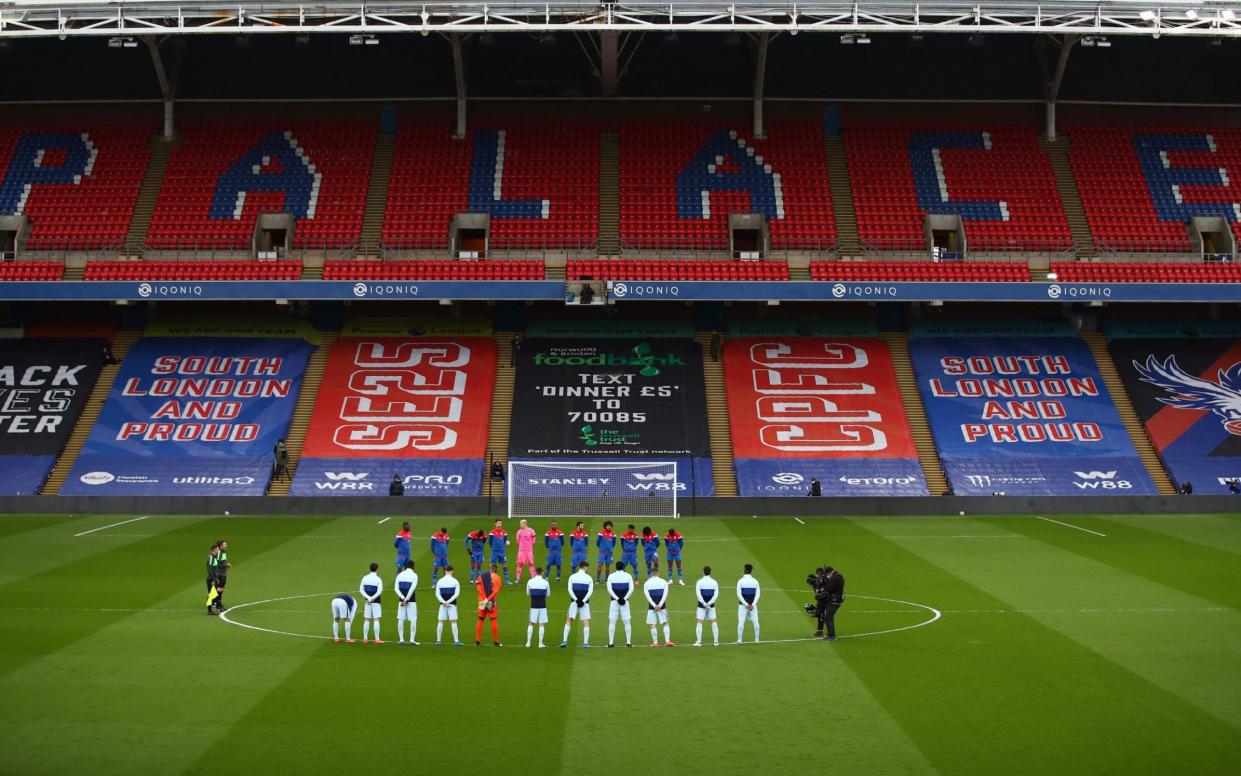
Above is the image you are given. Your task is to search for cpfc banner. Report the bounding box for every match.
[734,458,927,497]
[0,338,105,494]
[1110,338,1241,494]
[61,455,272,496]
[724,337,918,461]
[911,337,1154,495]
[508,339,710,459]
[290,458,483,497]
[301,337,496,459]
[77,337,312,459]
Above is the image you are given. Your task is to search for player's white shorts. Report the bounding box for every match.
[331,599,355,621]
[609,600,631,623]
[364,602,382,619]
[567,601,591,620]
[529,608,549,624]
[696,605,718,621]
[646,608,668,625]
[738,604,759,624]
[437,603,458,621]
[397,602,417,621]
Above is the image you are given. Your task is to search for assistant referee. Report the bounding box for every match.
[822,567,844,642]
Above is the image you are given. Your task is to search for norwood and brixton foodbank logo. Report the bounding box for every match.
[533,342,679,377]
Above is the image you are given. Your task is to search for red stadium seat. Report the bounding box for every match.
[382,125,599,250]
[844,125,1072,252]
[322,259,545,281]
[83,260,302,281]
[565,259,789,281]
[145,124,374,251]
[809,260,1027,282]
[619,124,836,251]
[0,124,152,250]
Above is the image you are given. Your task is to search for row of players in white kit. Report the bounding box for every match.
[331,562,763,647]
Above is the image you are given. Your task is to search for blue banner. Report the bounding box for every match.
[734,458,928,497]
[508,457,715,498]
[80,337,312,458]
[64,337,311,497]
[290,458,483,497]
[0,454,56,495]
[3,280,1241,304]
[60,455,272,496]
[941,457,1158,497]
[911,336,1156,496]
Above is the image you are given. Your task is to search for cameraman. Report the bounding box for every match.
[821,567,845,641]
[808,568,830,637]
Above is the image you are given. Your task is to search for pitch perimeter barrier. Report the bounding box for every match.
[7,495,1238,517]
[724,337,927,497]
[0,338,104,494]
[911,336,1156,496]
[291,337,497,497]
[62,337,313,496]
[1109,338,1241,495]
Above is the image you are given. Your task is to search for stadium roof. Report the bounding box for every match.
[1,1,1239,40]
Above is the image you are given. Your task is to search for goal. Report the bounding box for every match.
[507,460,678,519]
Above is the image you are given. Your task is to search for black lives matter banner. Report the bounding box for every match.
[0,338,104,494]
[509,338,710,458]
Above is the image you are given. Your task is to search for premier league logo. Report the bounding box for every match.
[1134,354,1241,436]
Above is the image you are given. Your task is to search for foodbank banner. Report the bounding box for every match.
[508,338,712,495]
[0,338,104,495]
[1110,338,1241,494]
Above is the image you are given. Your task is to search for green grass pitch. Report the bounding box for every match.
[2,512,1240,775]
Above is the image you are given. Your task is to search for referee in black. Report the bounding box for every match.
[822,566,844,641]
[206,544,221,616]
[213,540,231,613]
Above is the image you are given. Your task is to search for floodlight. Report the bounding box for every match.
[1185,9,1199,20]
[349,34,379,46]
[1223,10,1237,22]
[108,36,139,49]
[1140,10,1157,22]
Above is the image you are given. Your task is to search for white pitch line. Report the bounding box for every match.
[219,592,943,644]
[1035,515,1107,537]
[377,517,391,525]
[793,517,806,525]
[73,515,150,537]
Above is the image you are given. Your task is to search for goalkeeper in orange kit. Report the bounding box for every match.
[475,565,503,647]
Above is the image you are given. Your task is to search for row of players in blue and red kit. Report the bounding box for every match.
[393,519,685,588]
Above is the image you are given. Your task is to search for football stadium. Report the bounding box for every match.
[2,1,1241,773]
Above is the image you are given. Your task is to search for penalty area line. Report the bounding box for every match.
[1034,516,1107,537]
[793,517,806,525]
[74,516,150,537]
[377,517,391,525]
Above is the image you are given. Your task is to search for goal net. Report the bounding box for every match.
[507,460,678,519]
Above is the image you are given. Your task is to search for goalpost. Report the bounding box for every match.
[507,461,678,519]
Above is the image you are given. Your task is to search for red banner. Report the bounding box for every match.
[723,337,918,460]
[301,337,496,459]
